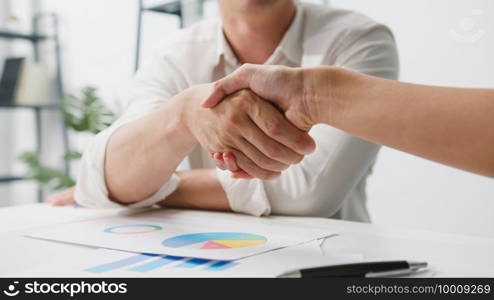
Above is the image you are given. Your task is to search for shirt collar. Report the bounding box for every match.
[215,3,304,67]
[271,3,304,65]
[216,22,240,67]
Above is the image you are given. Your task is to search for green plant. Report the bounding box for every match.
[19,152,77,190]
[20,87,114,191]
[61,86,114,134]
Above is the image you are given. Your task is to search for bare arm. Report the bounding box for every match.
[46,170,230,210]
[325,67,494,177]
[104,91,196,204]
[204,65,494,177]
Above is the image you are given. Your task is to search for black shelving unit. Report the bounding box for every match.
[0,12,69,203]
[0,31,48,42]
[0,176,24,183]
[135,0,183,71]
[0,103,59,109]
[144,1,182,16]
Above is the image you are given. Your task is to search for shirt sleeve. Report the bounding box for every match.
[216,23,399,217]
[74,46,189,208]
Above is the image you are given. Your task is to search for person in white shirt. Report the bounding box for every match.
[74,0,399,221]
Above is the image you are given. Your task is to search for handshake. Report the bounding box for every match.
[182,64,331,180]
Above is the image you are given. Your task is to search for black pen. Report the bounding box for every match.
[278,261,428,278]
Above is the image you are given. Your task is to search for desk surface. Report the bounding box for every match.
[1,204,494,277]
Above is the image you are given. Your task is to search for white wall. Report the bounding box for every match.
[332,0,494,238]
[0,0,12,206]
[2,0,41,207]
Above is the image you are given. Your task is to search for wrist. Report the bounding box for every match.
[179,85,210,138]
[156,90,198,149]
[301,66,351,126]
[299,66,333,126]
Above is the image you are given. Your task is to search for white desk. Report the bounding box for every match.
[1,204,494,277]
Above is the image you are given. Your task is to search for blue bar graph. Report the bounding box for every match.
[84,253,240,274]
[85,253,158,273]
[176,258,211,268]
[129,256,184,272]
[205,261,239,271]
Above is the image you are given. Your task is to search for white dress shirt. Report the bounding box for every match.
[75,3,399,222]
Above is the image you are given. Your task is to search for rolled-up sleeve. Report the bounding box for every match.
[75,46,188,208]
[216,22,399,218]
[74,118,181,209]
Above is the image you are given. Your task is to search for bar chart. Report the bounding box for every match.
[85,253,239,274]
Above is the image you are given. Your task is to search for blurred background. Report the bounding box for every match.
[0,0,493,237]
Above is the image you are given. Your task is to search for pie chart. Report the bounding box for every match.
[162,232,267,250]
[104,224,162,234]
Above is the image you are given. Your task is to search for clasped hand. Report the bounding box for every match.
[183,85,315,180]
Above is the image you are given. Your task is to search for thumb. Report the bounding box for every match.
[201,80,227,108]
[201,65,255,108]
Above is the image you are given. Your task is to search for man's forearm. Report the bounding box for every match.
[105,93,197,204]
[205,64,494,177]
[159,169,230,211]
[322,67,494,177]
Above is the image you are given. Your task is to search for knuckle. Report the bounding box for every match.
[216,132,233,146]
[236,89,251,97]
[279,163,290,171]
[266,121,283,137]
[224,113,243,128]
[292,154,304,164]
[272,163,289,172]
[243,164,266,179]
[261,157,282,171]
[226,92,253,109]
[236,64,253,81]
[241,63,254,71]
[213,80,222,90]
[265,146,282,159]
[268,161,283,171]
[296,134,312,147]
[236,91,255,104]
